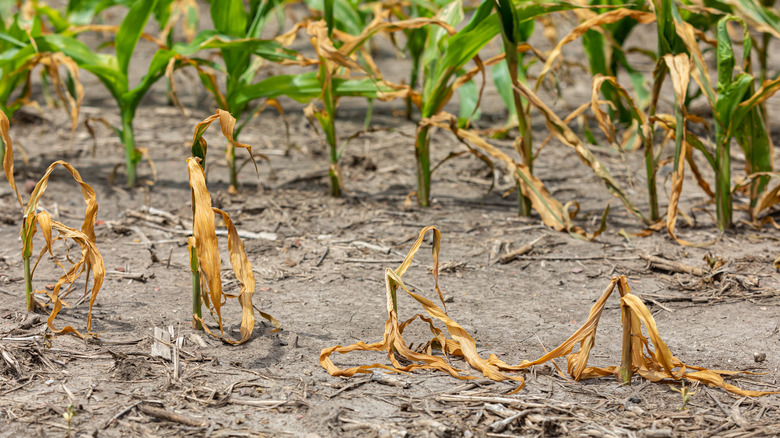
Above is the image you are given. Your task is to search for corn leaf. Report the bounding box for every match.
[116,0,158,77]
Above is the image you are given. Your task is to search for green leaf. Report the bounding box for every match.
[457,77,481,127]
[236,72,400,105]
[116,0,158,77]
[491,58,517,122]
[211,0,247,37]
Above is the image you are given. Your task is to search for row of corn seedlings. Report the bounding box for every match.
[3,0,780,238]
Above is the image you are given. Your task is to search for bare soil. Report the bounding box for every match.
[1,9,780,438]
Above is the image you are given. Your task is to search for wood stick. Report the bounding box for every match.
[498,236,545,264]
[640,254,705,276]
[138,404,207,427]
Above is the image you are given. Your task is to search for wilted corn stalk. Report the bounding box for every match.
[188,109,257,329]
[186,110,277,342]
[423,112,609,240]
[187,157,279,343]
[579,0,649,124]
[2,111,105,337]
[520,275,778,396]
[321,226,526,389]
[531,8,654,224]
[322,227,775,396]
[177,0,290,192]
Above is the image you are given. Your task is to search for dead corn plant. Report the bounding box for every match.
[1,110,105,338]
[186,110,278,343]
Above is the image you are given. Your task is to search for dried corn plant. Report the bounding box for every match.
[322,226,777,397]
[1,52,84,135]
[2,110,104,338]
[321,226,526,389]
[186,110,276,343]
[187,157,278,344]
[520,275,778,397]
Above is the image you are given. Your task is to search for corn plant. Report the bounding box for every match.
[5,0,174,187]
[413,0,574,207]
[1,110,105,338]
[386,1,436,119]
[185,110,278,343]
[321,226,526,388]
[579,0,649,124]
[184,0,284,193]
[654,1,780,233]
[222,11,414,197]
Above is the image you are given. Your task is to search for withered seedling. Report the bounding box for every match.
[1,110,105,338]
[186,110,277,343]
[321,226,526,389]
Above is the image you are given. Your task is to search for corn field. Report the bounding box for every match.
[0,0,779,436]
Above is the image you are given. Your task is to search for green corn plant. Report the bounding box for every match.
[712,17,776,227]
[413,0,575,207]
[195,0,283,193]
[415,0,484,207]
[659,3,780,232]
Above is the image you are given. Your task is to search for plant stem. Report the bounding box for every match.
[513,93,532,217]
[23,254,33,311]
[406,55,420,120]
[190,245,202,330]
[364,98,374,130]
[715,135,732,229]
[415,125,431,207]
[319,111,341,198]
[228,144,239,193]
[121,110,137,188]
[620,303,632,384]
[645,68,664,222]
[644,134,658,221]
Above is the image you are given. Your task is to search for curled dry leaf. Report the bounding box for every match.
[662,53,714,247]
[13,52,84,135]
[322,227,777,397]
[190,109,264,179]
[512,79,647,225]
[422,112,608,240]
[187,158,277,344]
[535,9,656,90]
[320,226,526,390]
